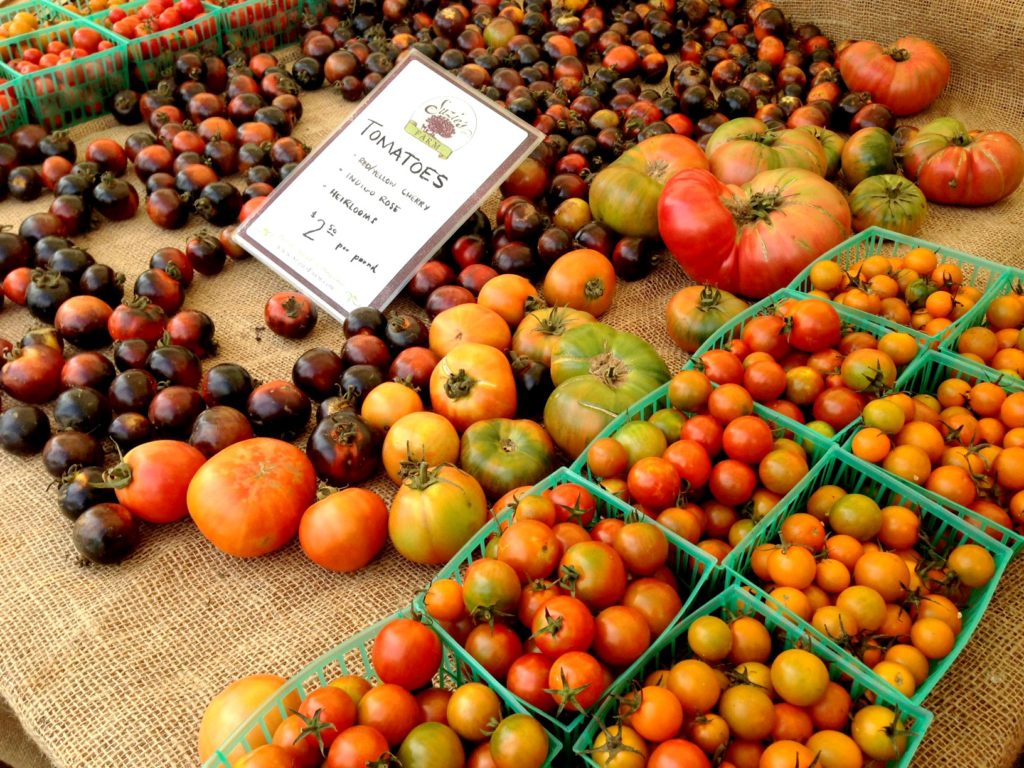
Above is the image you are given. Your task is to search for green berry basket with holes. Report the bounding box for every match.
[0,71,26,136]
[0,19,127,131]
[787,226,1012,348]
[723,444,1012,704]
[569,377,832,507]
[938,273,1023,377]
[208,0,315,60]
[0,0,76,31]
[412,466,718,753]
[572,583,934,768]
[203,606,562,768]
[88,0,222,90]
[872,348,1024,555]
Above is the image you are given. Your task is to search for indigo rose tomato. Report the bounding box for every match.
[588,132,708,238]
[838,36,950,116]
[900,117,1024,206]
[657,167,851,298]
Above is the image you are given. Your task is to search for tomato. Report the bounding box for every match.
[838,37,949,116]
[545,323,670,458]
[797,125,846,177]
[804,731,862,768]
[705,118,827,185]
[722,415,774,464]
[840,126,897,187]
[360,382,422,433]
[429,304,512,358]
[646,739,711,768]
[770,648,829,706]
[506,653,556,713]
[547,651,606,712]
[849,174,928,235]
[658,168,851,299]
[851,705,910,761]
[324,725,390,768]
[594,604,651,667]
[460,418,556,500]
[396,722,465,768]
[371,618,441,691]
[199,675,297,764]
[188,438,317,557]
[389,463,488,565]
[542,248,617,317]
[622,578,684,637]
[430,343,516,433]
[588,724,649,768]
[447,683,501,742]
[297,687,357,752]
[1,343,64,403]
[234,745,300,768]
[544,482,598,527]
[665,284,748,353]
[298,489,388,573]
[718,684,774,740]
[786,298,842,353]
[99,439,204,524]
[589,132,708,238]
[490,714,548,768]
[357,684,423,748]
[477,274,540,328]
[306,413,381,486]
[272,714,322,768]
[382,412,460,484]
[512,306,596,368]
[901,117,1024,205]
[560,540,628,610]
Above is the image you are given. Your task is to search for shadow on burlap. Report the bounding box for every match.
[0,1,1022,766]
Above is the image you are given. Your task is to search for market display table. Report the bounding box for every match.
[0,0,1022,766]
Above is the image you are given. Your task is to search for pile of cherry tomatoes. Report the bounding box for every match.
[950,279,1024,377]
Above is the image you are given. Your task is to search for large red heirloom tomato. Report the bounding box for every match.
[900,117,1024,206]
[838,36,950,116]
[658,168,852,298]
[588,132,708,238]
[705,117,827,185]
[188,437,317,557]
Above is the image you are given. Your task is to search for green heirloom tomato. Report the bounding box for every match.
[848,174,928,235]
[798,125,846,178]
[459,418,556,500]
[841,127,896,187]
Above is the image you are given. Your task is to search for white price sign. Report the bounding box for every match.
[234,49,544,320]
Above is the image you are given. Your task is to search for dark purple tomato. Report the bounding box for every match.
[108,369,160,414]
[388,347,438,395]
[510,352,553,420]
[337,364,383,407]
[305,412,381,485]
[146,345,202,388]
[194,181,243,226]
[146,187,190,230]
[134,268,185,315]
[451,234,490,270]
[426,285,475,317]
[42,430,105,477]
[536,226,574,266]
[165,310,216,358]
[384,314,428,350]
[147,385,206,439]
[201,363,254,410]
[408,260,456,303]
[79,264,126,307]
[185,232,226,276]
[0,231,31,276]
[26,269,72,323]
[112,338,154,372]
[72,503,139,564]
[247,380,311,439]
[107,412,153,451]
[48,247,95,284]
[574,220,616,255]
[150,246,193,286]
[19,212,67,245]
[458,264,498,294]
[292,347,345,401]
[49,194,91,236]
[57,465,116,520]
[188,405,255,457]
[62,352,116,392]
[53,387,112,435]
[491,242,537,276]
[342,306,386,338]
[8,166,43,201]
[0,405,52,454]
[341,334,391,369]
[611,236,658,280]
[265,291,318,338]
[91,174,139,221]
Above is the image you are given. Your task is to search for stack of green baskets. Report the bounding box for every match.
[209,0,317,59]
[573,584,935,768]
[938,273,1022,372]
[724,444,1012,704]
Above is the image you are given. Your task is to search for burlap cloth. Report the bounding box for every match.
[0,1,1022,766]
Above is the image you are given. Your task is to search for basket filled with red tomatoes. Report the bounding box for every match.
[200,609,562,768]
[940,275,1024,378]
[573,583,934,768]
[89,0,220,89]
[688,288,923,449]
[788,226,1012,348]
[413,467,718,751]
[0,72,25,135]
[0,18,126,130]
[847,348,1024,554]
[0,0,78,37]
[725,445,1011,704]
[208,0,309,59]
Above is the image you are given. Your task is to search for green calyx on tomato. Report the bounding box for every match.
[444,368,477,399]
[666,284,748,353]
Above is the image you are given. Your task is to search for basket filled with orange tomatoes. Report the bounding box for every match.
[413,467,718,752]
[200,609,562,768]
[686,288,923,448]
[573,583,934,768]
[847,348,1024,554]
[788,226,1012,347]
[940,276,1024,378]
[725,445,1011,704]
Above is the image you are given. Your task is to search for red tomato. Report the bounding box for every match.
[371,618,442,691]
[112,440,206,523]
[297,687,357,752]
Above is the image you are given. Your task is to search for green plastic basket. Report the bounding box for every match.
[725,444,1012,703]
[210,0,306,59]
[0,0,75,30]
[415,466,717,752]
[877,349,1024,554]
[0,71,26,136]
[90,0,221,89]
[573,584,933,768]
[0,19,127,131]
[788,226,1011,348]
[938,274,1022,374]
[203,607,563,768]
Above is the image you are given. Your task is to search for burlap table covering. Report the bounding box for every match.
[0,1,1022,765]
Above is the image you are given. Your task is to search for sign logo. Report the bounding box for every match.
[405,97,477,159]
